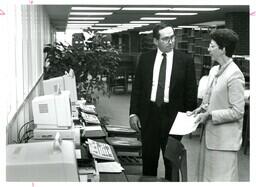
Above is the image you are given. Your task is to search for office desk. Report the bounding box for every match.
[30,138,128,182]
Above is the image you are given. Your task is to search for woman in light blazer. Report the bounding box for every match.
[190,29,245,181]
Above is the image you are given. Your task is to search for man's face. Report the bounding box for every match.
[154,26,175,53]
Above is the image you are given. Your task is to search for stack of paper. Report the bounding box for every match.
[82,113,101,125]
[97,162,124,173]
[81,125,106,138]
[79,104,97,115]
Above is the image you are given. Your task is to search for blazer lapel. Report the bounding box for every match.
[169,50,180,94]
[145,50,157,92]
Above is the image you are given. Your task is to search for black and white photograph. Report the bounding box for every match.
[1,0,255,185]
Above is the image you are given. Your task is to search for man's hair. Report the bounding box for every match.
[209,28,239,57]
[153,23,174,39]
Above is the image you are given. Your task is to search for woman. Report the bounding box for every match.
[191,28,245,181]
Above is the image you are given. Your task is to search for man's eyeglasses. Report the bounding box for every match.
[160,35,175,43]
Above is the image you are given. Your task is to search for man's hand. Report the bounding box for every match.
[129,114,141,132]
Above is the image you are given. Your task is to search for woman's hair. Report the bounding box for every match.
[153,23,174,39]
[209,28,239,57]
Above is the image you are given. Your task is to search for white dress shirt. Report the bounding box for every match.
[150,49,174,103]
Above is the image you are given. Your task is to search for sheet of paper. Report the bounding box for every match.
[97,162,124,173]
[169,112,199,135]
[84,125,102,131]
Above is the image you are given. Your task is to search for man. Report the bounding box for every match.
[129,23,197,181]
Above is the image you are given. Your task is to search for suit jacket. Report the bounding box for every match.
[204,61,245,151]
[129,49,197,131]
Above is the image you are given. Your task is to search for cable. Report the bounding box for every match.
[20,130,34,143]
[17,120,34,143]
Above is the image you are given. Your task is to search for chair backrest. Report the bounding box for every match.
[164,136,187,182]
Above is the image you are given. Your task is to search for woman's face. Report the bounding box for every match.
[208,39,224,62]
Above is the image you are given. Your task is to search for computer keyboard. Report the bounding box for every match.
[87,139,114,161]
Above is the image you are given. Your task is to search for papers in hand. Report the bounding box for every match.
[169,112,199,135]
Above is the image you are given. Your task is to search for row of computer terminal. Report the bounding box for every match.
[6,69,99,182]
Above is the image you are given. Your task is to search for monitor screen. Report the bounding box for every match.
[43,72,77,104]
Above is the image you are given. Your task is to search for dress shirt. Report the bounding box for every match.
[151,49,174,103]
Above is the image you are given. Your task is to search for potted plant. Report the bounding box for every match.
[43,32,121,103]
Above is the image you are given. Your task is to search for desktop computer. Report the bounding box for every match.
[32,90,80,145]
[32,90,73,129]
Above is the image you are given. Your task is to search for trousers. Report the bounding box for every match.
[141,102,182,181]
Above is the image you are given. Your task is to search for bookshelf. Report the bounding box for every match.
[175,28,212,83]
[175,27,250,87]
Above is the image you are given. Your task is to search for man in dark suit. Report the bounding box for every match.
[129,23,197,181]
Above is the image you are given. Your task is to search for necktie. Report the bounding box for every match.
[156,53,167,107]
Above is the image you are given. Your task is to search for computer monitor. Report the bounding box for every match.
[6,140,79,181]
[32,90,72,129]
[43,71,78,104]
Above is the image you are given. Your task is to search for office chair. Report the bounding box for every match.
[164,136,187,182]
[243,93,250,155]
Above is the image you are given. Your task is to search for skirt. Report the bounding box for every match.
[197,132,239,182]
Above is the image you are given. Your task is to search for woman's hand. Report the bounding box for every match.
[129,114,141,132]
[195,111,211,124]
[187,107,204,117]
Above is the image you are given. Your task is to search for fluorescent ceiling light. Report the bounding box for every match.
[94,23,122,26]
[170,8,220,11]
[173,27,182,30]
[141,17,176,20]
[155,12,198,16]
[139,30,153,35]
[194,28,210,31]
[68,17,105,20]
[121,23,149,26]
[68,21,99,24]
[178,25,200,29]
[70,12,113,16]
[67,24,93,27]
[193,21,225,26]
[90,27,114,30]
[122,7,219,11]
[120,24,149,28]
[130,21,161,24]
[71,7,120,10]
[122,7,170,11]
